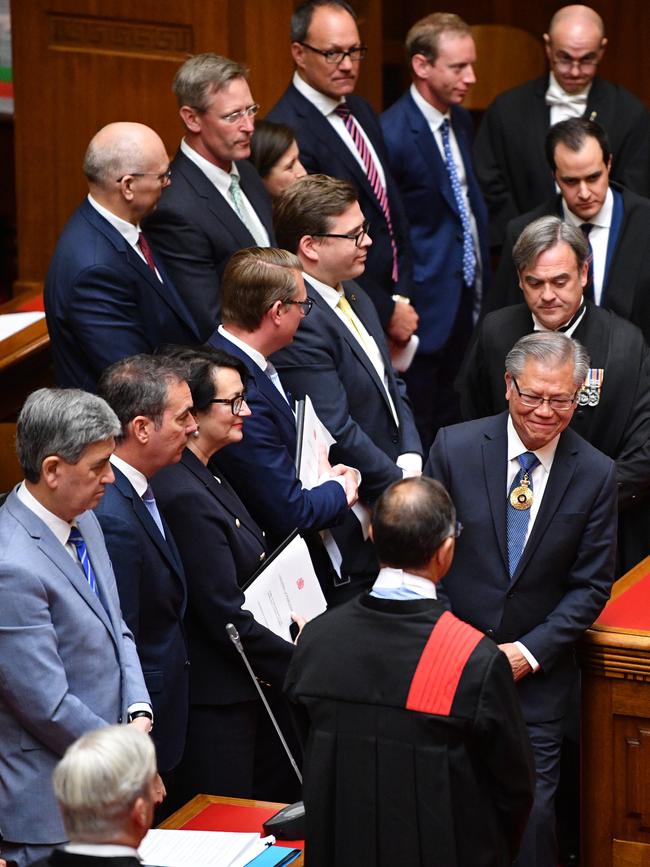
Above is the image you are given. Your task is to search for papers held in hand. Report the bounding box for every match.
[242,532,327,642]
[294,395,335,488]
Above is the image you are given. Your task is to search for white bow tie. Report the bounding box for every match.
[545,84,588,110]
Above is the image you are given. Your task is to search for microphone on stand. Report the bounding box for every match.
[226,623,305,839]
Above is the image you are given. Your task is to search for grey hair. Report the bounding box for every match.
[97,354,186,444]
[505,333,590,388]
[173,53,248,112]
[16,389,120,483]
[52,725,156,843]
[512,216,589,272]
[83,133,146,187]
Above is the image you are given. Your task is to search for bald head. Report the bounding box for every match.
[544,5,606,94]
[84,123,166,188]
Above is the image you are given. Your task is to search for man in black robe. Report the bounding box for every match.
[285,477,534,867]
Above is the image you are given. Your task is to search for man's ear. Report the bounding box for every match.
[179,104,202,135]
[410,53,431,81]
[41,455,62,491]
[504,371,514,401]
[129,416,151,445]
[298,234,319,266]
[292,41,306,70]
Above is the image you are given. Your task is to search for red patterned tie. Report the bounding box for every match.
[137,232,157,273]
[334,104,398,283]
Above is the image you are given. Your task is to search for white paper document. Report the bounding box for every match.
[0,311,45,342]
[139,828,272,867]
[295,394,336,489]
[243,534,327,640]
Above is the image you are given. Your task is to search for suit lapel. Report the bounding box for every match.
[481,421,510,573]
[405,93,459,216]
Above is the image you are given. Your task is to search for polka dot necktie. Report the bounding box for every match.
[440,118,476,288]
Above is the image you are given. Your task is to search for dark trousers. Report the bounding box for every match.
[514,718,565,867]
[173,696,302,808]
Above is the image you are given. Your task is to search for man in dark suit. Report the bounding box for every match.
[485,119,650,344]
[475,5,650,248]
[208,247,360,601]
[143,54,275,340]
[93,356,196,810]
[44,122,200,392]
[426,331,618,867]
[267,0,418,347]
[286,477,534,867]
[30,726,160,867]
[381,13,490,449]
[271,174,422,575]
[0,389,152,867]
[460,216,650,573]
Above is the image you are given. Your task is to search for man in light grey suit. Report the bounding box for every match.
[0,389,152,867]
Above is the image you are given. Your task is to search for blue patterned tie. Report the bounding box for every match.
[440,118,476,288]
[580,223,595,302]
[68,526,99,595]
[142,485,166,539]
[506,452,540,577]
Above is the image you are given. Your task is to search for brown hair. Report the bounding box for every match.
[274,173,357,253]
[221,247,303,331]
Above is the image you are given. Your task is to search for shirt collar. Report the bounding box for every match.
[180,137,237,192]
[16,482,73,547]
[110,454,148,498]
[218,323,267,372]
[87,194,140,246]
[303,272,340,308]
[64,843,140,858]
[372,566,437,599]
[293,70,343,116]
[409,82,449,130]
[507,415,559,473]
[562,185,613,229]
[532,301,587,336]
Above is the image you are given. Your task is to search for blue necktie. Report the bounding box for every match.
[506,452,540,578]
[142,485,166,539]
[440,118,476,288]
[580,223,595,302]
[68,526,99,596]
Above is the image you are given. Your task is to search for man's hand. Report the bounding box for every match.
[129,715,153,735]
[290,611,307,645]
[498,643,532,682]
[386,300,419,344]
[329,464,360,506]
[153,772,166,805]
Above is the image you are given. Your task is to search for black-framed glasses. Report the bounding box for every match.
[311,218,370,248]
[283,297,314,315]
[116,169,172,184]
[210,393,247,414]
[512,377,577,412]
[218,103,260,124]
[552,52,599,71]
[299,42,367,64]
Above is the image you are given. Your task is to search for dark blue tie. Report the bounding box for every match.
[580,223,595,302]
[440,118,476,288]
[507,452,540,577]
[68,526,99,596]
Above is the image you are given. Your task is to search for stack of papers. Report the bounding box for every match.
[139,829,274,866]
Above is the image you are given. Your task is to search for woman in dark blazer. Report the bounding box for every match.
[152,346,297,804]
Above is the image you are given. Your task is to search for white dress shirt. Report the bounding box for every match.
[293,71,387,190]
[110,453,148,498]
[545,71,592,125]
[562,187,613,305]
[87,194,161,280]
[180,139,270,246]
[506,416,560,671]
[371,566,437,600]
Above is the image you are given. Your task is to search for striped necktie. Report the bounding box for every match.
[68,526,99,596]
[334,103,398,282]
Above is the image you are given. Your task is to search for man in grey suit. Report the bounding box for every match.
[0,389,153,867]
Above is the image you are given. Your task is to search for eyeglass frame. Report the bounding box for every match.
[550,51,600,72]
[311,218,370,248]
[116,169,172,184]
[511,376,578,412]
[209,393,247,415]
[299,42,367,64]
[213,103,261,124]
[282,297,314,316]
[452,521,463,539]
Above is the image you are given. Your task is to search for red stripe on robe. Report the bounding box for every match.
[406,611,483,716]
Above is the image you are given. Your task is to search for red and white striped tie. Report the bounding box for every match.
[334,103,398,283]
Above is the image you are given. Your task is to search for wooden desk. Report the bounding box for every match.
[0,289,51,421]
[580,556,650,867]
[159,794,304,866]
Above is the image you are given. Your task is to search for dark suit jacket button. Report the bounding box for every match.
[486,628,495,637]
[185,659,191,667]
[506,590,515,598]
[391,435,399,444]
[118,716,122,723]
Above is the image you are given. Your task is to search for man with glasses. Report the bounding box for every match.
[44,122,201,392]
[381,12,490,451]
[144,54,275,340]
[426,330,617,867]
[475,4,650,249]
[268,1,419,350]
[272,174,422,592]
[208,246,361,604]
[460,215,650,574]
